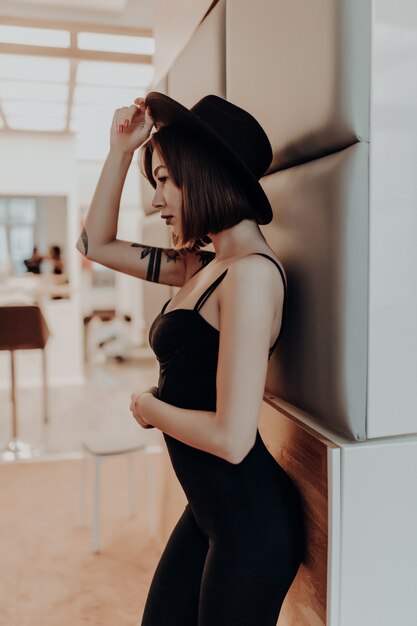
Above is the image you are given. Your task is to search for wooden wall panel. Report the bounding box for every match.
[259,398,338,626]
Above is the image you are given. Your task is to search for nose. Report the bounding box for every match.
[152,187,165,209]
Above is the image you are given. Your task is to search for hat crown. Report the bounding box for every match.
[190,96,272,179]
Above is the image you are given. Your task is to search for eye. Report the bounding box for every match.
[158,176,168,184]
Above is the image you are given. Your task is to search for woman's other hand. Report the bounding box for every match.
[110,97,154,155]
[130,386,159,429]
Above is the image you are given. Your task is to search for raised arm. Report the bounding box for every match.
[75,99,187,287]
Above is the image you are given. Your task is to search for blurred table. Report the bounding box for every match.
[0,274,70,305]
[0,304,50,461]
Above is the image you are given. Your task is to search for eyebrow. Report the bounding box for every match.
[153,165,167,177]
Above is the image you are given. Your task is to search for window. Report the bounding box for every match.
[0,197,37,275]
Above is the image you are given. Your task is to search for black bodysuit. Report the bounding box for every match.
[142,253,305,626]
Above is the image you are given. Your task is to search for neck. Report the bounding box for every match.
[209,219,266,261]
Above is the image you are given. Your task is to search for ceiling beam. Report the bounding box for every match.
[0,14,153,38]
[0,128,72,136]
[0,42,152,64]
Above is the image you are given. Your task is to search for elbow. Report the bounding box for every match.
[225,448,245,465]
[221,436,253,465]
[76,234,89,259]
[76,227,90,258]
[214,416,255,465]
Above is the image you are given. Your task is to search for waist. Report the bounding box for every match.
[157,367,217,412]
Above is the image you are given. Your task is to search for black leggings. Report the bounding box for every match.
[140,504,303,626]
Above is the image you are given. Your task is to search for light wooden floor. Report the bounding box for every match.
[0,351,162,462]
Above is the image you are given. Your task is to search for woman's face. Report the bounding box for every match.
[151,149,183,236]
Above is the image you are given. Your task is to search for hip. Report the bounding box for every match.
[164,431,305,537]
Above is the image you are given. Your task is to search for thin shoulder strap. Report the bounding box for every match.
[193,269,229,312]
[193,252,287,355]
[249,253,287,357]
[249,252,287,288]
[160,298,172,315]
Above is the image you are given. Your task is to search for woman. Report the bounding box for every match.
[77,93,305,625]
[48,245,64,275]
[24,246,43,274]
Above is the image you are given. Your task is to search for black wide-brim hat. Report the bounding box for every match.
[144,92,273,225]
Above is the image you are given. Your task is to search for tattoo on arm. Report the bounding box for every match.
[131,243,169,283]
[81,228,88,256]
[163,249,181,263]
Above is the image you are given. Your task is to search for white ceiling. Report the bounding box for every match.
[0,0,154,28]
[0,1,155,158]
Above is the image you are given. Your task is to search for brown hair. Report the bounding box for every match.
[140,124,257,251]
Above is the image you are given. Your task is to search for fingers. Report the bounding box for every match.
[132,98,154,130]
[143,105,154,132]
[114,100,153,134]
[116,119,129,133]
[130,400,141,423]
[115,109,133,133]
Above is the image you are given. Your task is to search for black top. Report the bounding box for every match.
[148,252,291,533]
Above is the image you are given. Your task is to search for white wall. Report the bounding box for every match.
[368,0,417,437]
[36,196,67,270]
[77,156,142,211]
[338,437,417,626]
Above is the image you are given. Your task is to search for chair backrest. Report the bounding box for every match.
[0,305,50,351]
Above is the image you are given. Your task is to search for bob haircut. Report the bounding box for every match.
[140,124,257,251]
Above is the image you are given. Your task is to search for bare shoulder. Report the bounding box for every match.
[218,255,285,347]
[226,253,285,289]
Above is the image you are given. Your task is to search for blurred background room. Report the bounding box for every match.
[0,1,166,624]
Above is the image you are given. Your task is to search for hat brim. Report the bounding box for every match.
[145,92,272,225]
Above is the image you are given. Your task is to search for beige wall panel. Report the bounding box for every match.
[261,142,368,441]
[259,398,338,626]
[226,0,371,172]
[150,74,168,95]
[152,0,218,84]
[141,212,173,346]
[168,0,226,106]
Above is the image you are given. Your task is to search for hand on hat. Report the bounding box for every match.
[110,97,154,155]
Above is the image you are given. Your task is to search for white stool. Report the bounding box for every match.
[80,433,162,553]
